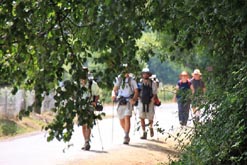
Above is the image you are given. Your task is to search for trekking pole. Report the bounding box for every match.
[133,106,137,135]
[154,110,159,141]
[96,119,104,151]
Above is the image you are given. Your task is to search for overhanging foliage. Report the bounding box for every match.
[1,1,247,164]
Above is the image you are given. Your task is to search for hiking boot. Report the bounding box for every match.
[123,136,130,145]
[140,132,147,140]
[150,128,154,137]
[81,141,91,151]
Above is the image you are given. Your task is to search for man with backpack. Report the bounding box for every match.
[112,65,138,145]
[80,67,101,150]
[191,69,206,123]
[138,68,158,139]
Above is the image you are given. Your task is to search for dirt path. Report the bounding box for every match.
[66,103,183,165]
[0,103,187,165]
[67,136,179,165]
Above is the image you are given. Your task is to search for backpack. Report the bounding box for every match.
[140,79,153,112]
[88,79,103,111]
[117,76,138,105]
[117,76,134,93]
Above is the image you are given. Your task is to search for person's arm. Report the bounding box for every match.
[129,80,139,105]
[151,81,158,103]
[173,85,179,102]
[190,83,195,94]
[91,82,100,106]
[111,86,118,101]
[133,87,139,101]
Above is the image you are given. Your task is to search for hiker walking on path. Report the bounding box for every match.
[190,69,206,123]
[80,67,101,150]
[111,65,138,145]
[173,71,194,126]
[138,68,158,139]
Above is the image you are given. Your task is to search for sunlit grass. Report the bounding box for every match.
[0,112,54,139]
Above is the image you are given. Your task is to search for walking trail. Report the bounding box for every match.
[0,103,193,165]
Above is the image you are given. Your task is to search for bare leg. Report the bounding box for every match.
[120,116,131,135]
[140,118,147,139]
[82,124,91,150]
[149,120,153,128]
[82,124,91,141]
[140,118,145,132]
[120,115,131,144]
[124,115,131,134]
[149,120,154,137]
[120,118,125,130]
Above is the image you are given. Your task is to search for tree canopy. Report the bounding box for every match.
[1,1,247,164]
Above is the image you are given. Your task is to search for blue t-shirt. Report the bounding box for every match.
[176,80,191,99]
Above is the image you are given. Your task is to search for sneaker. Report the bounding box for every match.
[140,132,147,140]
[81,141,91,151]
[150,128,154,137]
[123,136,130,145]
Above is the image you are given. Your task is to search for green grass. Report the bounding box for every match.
[0,119,26,137]
[0,112,54,139]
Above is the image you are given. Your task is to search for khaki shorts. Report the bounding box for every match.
[138,102,155,120]
[117,102,133,119]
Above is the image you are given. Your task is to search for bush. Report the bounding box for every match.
[100,89,112,104]
[158,84,175,102]
[171,63,247,164]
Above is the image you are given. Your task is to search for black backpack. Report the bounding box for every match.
[140,80,153,112]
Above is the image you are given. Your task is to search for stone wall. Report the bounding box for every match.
[0,88,55,119]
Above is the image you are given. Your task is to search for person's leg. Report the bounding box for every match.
[178,101,183,125]
[183,103,190,126]
[121,104,132,144]
[121,115,131,136]
[124,115,131,133]
[140,118,147,139]
[118,105,128,134]
[119,118,125,130]
[149,119,154,137]
[148,103,155,137]
[140,118,145,132]
[123,115,131,144]
[82,125,91,150]
[139,103,147,139]
[180,103,187,126]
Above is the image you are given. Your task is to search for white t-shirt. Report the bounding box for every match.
[115,77,137,98]
[81,80,100,100]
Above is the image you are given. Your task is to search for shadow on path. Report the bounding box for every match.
[129,139,179,156]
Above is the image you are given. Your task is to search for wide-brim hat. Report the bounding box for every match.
[192,69,202,76]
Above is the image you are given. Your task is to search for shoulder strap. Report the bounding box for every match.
[118,77,134,92]
[128,77,134,93]
[179,80,182,86]
[188,79,191,86]
[179,80,191,86]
